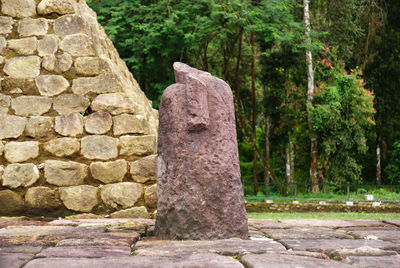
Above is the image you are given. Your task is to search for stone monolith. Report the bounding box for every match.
[155,62,248,240]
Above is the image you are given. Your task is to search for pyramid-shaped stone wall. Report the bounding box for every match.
[0,0,158,218]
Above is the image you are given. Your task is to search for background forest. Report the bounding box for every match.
[87,0,400,196]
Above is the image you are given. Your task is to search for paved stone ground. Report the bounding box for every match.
[0,218,399,267]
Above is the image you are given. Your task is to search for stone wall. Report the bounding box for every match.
[0,0,158,218]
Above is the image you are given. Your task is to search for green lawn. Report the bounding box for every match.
[247,212,400,220]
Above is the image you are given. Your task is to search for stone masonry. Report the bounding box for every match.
[0,0,158,217]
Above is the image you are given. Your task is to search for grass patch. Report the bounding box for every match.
[247,212,400,220]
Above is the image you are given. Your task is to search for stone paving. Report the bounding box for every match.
[0,218,399,267]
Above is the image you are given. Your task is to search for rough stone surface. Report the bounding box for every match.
[144,184,157,209]
[37,35,58,56]
[2,77,38,95]
[0,16,14,34]
[0,143,4,156]
[24,255,243,268]
[4,141,39,163]
[25,187,61,210]
[72,74,123,95]
[0,252,34,268]
[0,93,11,113]
[37,0,77,15]
[240,253,353,268]
[280,239,400,254]
[36,246,131,258]
[89,160,127,184]
[0,115,26,139]
[110,206,150,219]
[344,255,400,267]
[18,18,49,37]
[133,239,286,256]
[119,135,156,156]
[8,37,37,55]
[81,135,118,160]
[60,185,98,212]
[2,163,39,189]
[25,116,55,138]
[44,160,88,186]
[54,15,86,36]
[11,96,52,116]
[113,114,149,135]
[35,75,70,96]
[53,94,90,115]
[155,63,248,240]
[130,155,157,183]
[91,93,136,115]
[54,53,72,72]
[55,113,84,137]
[1,0,36,18]
[100,182,143,209]
[4,56,40,78]
[84,111,112,134]
[60,34,95,56]
[0,36,6,52]
[75,57,111,75]
[44,138,80,157]
[42,54,56,71]
[0,190,24,214]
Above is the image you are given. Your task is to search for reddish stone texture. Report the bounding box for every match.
[155,62,248,240]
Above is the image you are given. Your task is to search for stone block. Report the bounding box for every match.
[101,182,143,209]
[25,116,55,138]
[60,185,98,212]
[11,96,52,116]
[44,138,80,157]
[53,94,90,115]
[55,53,72,72]
[37,0,77,16]
[4,141,39,163]
[81,135,118,160]
[8,37,37,55]
[1,77,38,95]
[0,114,26,139]
[91,93,136,115]
[2,163,39,189]
[35,75,70,96]
[0,142,4,156]
[144,184,157,209]
[72,74,123,95]
[0,190,24,214]
[25,187,61,209]
[55,113,84,137]
[113,114,149,135]
[0,36,6,52]
[60,34,95,56]
[110,206,150,219]
[1,0,36,18]
[18,18,49,37]
[44,160,88,186]
[0,16,14,34]
[0,94,11,114]
[119,135,156,156]
[4,56,41,79]
[84,111,112,134]
[42,54,56,71]
[74,57,111,75]
[54,14,86,36]
[130,155,157,183]
[90,159,127,184]
[37,35,59,56]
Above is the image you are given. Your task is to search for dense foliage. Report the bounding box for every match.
[87,0,400,194]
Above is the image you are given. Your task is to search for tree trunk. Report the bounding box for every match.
[290,137,295,186]
[304,0,319,193]
[251,32,258,195]
[377,142,381,185]
[264,107,271,194]
[285,140,291,184]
